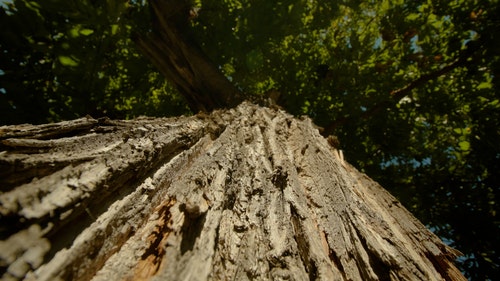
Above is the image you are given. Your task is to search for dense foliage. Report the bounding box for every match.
[0,0,189,124]
[1,0,498,279]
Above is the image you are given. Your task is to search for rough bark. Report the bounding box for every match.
[0,102,464,280]
[134,0,244,112]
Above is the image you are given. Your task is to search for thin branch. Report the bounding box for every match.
[389,53,471,101]
[323,44,479,136]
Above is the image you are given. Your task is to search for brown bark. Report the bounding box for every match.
[134,0,244,112]
[0,102,465,280]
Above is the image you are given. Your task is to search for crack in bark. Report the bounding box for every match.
[179,208,207,254]
[290,203,316,279]
[133,199,175,280]
[324,231,348,281]
[271,166,288,191]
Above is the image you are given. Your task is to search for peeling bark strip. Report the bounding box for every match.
[0,102,464,280]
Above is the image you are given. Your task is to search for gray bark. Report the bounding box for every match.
[0,102,464,280]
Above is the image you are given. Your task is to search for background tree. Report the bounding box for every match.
[0,0,498,279]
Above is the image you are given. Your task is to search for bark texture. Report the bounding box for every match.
[0,102,464,281]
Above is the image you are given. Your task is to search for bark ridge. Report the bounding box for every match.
[0,102,464,280]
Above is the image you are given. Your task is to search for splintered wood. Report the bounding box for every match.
[0,102,465,280]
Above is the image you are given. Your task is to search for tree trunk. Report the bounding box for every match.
[0,102,464,280]
[134,0,245,113]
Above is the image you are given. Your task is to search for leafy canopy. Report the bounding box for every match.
[0,0,189,124]
[1,0,499,279]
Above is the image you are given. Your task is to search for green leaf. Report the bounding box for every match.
[458,141,470,151]
[111,24,119,35]
[477,81,492,90]
[80,28,94,36]
[58,55,79,67]
[69,27,80,38]
[406,13,419,21]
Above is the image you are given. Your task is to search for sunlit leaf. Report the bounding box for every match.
[111,24,119,35]
[80,28,94,36]
[58,55,79,67]
[477,81,492,90]
[458,141,470,151]
[406,13,419,21]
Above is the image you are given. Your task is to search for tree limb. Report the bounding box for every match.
[323,43,479,135]
[134,0,244,112]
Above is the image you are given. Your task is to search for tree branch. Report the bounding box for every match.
[323,44,479,136]
[389,49,474,100]
[134,0,244,112]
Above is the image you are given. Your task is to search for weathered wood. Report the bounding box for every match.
[0,102,464,280]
